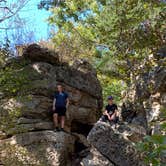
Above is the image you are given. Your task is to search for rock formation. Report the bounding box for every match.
[86,122,146,166]
[0,44,103,165]
[1,44,164,166]
[121,54,166,133]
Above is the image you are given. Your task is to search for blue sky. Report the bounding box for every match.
[0,0,50,47]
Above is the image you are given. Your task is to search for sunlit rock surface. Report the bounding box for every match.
[121,55,166,132]
[87,122,145,166]
[0,44,102,165]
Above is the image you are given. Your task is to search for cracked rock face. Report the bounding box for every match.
[0,44,102,165]
[81,147,114,166]
[0,44,102,133]
[87,122,145,166]
[121,55,166,132]
[0,131,75,166]
[0,44,153,166]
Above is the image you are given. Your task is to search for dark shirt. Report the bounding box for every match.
[105,104,117,116]
[54,91,68,107]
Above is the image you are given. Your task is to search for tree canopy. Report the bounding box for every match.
[48,0,165,54]
[45,0,166,81]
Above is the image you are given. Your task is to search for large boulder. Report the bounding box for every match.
[0,44,103,165]
[87,122,145,166]
[81,147,114,166]
[0,44,102,134]
[23,44,59,65]
[0,131,75,166]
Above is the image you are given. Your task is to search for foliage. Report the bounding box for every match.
[0,39,10,65]
[0,45,30,135]
[137,109,166,166]
[0,107,21,134]
[47,0,165,70]
[0,60,30,96]
[95,55,130,82]
[38,0,59,10]
[98,73,126,105]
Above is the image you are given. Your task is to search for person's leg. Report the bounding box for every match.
[59,107,66,131]
[53,113,58,129]
[60,116,65,129]
[99,115,108,122]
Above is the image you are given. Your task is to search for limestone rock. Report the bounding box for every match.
[88,122,145,166]
[0,44,103,165]
[116,123,146,142]
[0,131,7,140]
[151,120,166,135]
[72,59,97,76]
[121,56,166,131]
[23,44,59,65]
[81,147,114,166]
[0,44,102,135]
[0,131,75,166]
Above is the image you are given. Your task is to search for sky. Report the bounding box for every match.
[0,0,51,48]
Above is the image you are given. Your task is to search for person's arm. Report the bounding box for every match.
[65,93,69,108]
[104,110,112,120]
[103,106,111,118]
[66,98,69,108]
[53,98,56,110]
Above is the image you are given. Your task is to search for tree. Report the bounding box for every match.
[0,0,29,24]
[46,0,165,80]
[137,109,166,166]
[0,0,36,55]
[38,0,64,10]
[9,15,36,50]
[38,0,165,105]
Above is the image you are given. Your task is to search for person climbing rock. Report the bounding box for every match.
[99,96,119,124]
[52,84,69,132]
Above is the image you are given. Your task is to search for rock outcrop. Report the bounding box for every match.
[81,147,114,166]
[1,44,164,166]
[0,44,102,165]
[121,55,166,133]
[0,131,75,166]
[87,122,145,166]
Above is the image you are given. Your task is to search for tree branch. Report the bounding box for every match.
[0,0,29,23]
[0,26,20,30]
[0,6,15,14]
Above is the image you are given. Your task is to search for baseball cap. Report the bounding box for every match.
[107,96,114,100]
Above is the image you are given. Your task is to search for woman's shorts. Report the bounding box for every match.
[54,106,66,116]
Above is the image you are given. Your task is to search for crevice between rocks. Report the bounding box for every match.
[71,137,90,166]
[71,120,93,137]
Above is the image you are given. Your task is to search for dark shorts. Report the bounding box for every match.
[54,106,66,116]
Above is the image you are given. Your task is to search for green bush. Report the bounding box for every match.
[137,109,166,166]
[98,73,127,105]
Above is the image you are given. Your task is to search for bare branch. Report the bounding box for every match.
[0,6,14,14]
[0,0,29,23]
[0,26,20,30]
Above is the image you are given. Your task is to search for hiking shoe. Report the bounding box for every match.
[60,128,65,132]
[54,127,60,132]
